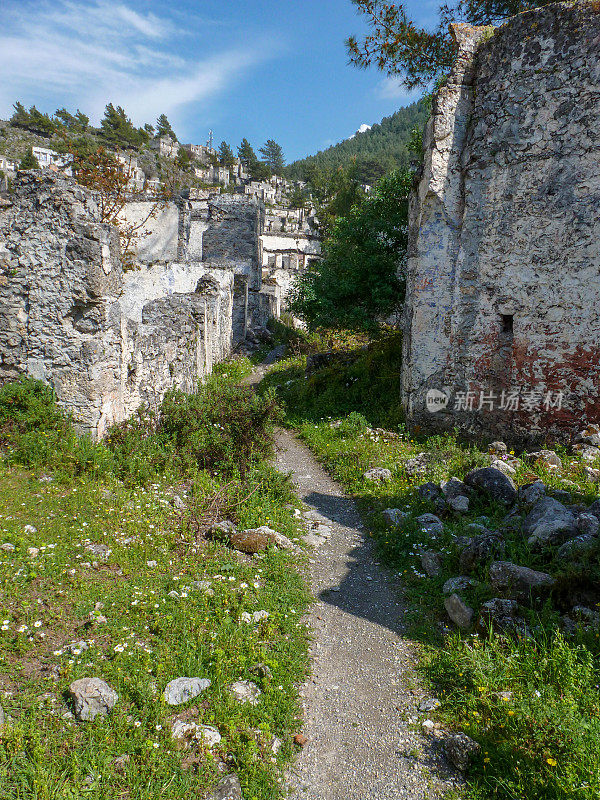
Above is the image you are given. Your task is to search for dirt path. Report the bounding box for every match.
[275,429,458,800]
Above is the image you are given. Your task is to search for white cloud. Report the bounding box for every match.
[0,0,278,135]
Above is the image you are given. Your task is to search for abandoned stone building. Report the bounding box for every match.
[0,171,316,437]
[402,2,600,444]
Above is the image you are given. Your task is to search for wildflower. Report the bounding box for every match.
[134,721,141,728]
[34,621,42,628]
[547,757,557,767]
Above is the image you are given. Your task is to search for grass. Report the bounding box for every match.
[0,366,311,800]
[259,326,600,800]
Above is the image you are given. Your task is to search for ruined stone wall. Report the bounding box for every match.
[0,173,233,437]
[403,3,600,444]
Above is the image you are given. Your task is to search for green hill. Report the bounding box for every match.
[287,99,429,185]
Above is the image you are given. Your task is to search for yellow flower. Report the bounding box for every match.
[508,710,515,716]
[547,757,557,767]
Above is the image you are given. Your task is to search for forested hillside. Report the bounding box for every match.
[287,99,429,185]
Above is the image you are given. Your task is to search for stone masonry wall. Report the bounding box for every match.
[0,173,234,437]
[402,3,600,444]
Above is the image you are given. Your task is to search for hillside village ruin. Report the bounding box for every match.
[1,1,599,446]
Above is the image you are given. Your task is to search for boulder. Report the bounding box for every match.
[363,468,392,482]
[489,561,554,602]
[588,499,600,518]
[228,680,261,706]
[68,678,118,722]
[445,732,481,771]
[206,774,244,800]
[574,443,600,463]
[444,594,474,629]
[556,534,597,560]
[443,576,476,595]
[404,454,431,477]
[478,598,528,636]
[416,513,444,536]
[382,508,406,526]
[518,480,546,506]
[576,513,600,537]
[459,533,505,573]
[163,677,211,706]
[523,497,577,549]
[464,467,516,506]
[490,459,517,478]
[526,450,562,470]
[488,441,508,455]
[576,424,600,447]
[418,482,441,502]
[584,466,600,483]
[421,551,442,577]
[171,720,221,747]
[440,477,470,500]
[214,526,295,554]
[448,495,469,513]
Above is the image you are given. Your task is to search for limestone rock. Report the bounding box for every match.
[163,677,211,706]
[523,497,577,549]
[214,526,294,554]
[206,774,243,800]
[478,598,527,635]
[444,594,474,629]
[464,467,516,506]
[421,551,442,577]
[442,576,476,595]
[489,561,554,601]
[85,544,111,559]
[382,508,406,526]
[488,441,507,456]
[526,450,562,470]
[459,533,505,573]
[441,477,470,500]
[171,720,221,747]
[363,468,392,482]
[68,678,118,722]
[404,454,430,477]
[576,513,599,537]
[576,424,600,447]
[229,680,261,706]
[557,534,597,560]
[518,480,546,506]
[416,513,444,536]
[418,482,441,501]
[445,732,481,771]
[574,444,600,463]
[490,459,517,478]
[448,495,469,513]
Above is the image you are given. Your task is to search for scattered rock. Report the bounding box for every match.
[557,534,597,560]
[550,489,573,504]
[0,703,5,726]
[85,544,111,559]
[588,499,600,517]
[416,513,444,536]
[214,526,295,554]
[523,497,577,549]
[576,513,599,537]
[24,524,37,534]
[27,547,39,557]
[205,773,244,800]
[163,677,211,706]
[0,543,15,551]
[441,477,470,500]
[68,677,118,722]
[572,605,600,626]
[251,662,273,680]
[146,560,157,568]
[574,443,600,462]
[491,459,517,478]
[229,680,261,705]
[444,594,474,629]
[404,453,430,477]
[442,576,476,595]
[478,598,528,636]
[445,732,481,771]
[382,508,406,526]
[459,533,505,573]
[363,467,392,482]
[489,561,555,602]
[488,441,508,455]
[448,495,469,513]
[526,450,562,470]
[576,424,600,447]
[113,754,130,774]
[294,733,308,746]
[418,482,441,501]
[421,551,442,577]
[418,697,441,712]
[172,495,186,510]
[517,480,546,506]
[464,467,517,506]
[171,720,222,747]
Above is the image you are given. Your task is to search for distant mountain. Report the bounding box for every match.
[287,99,429,185]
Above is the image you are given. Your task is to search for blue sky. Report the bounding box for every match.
[0,0,436,162]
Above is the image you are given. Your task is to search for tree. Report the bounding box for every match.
[155,114,177,140]
[99,104,144,150]
[289,170,411,331]
[259,140,285,174]
[346,0,547,89]
[19,148,40,170]
[288,184,308,210]
[237,138,257,170]
[55,108,89,133]
[10,102,30,128]
[218,141,235,168]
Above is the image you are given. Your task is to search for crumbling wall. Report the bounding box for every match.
[0,173,233,437]
[403,3,600,444]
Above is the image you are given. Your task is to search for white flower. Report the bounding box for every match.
[33,621,42,628]
[17,625,28,633]
[114,644,125,653]
[155,724,162,731]
[152,742,159,748]
[134,720,141,727]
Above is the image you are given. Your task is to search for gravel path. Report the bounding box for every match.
[274,428,459,800]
